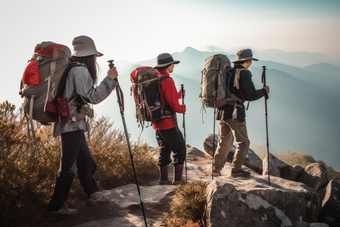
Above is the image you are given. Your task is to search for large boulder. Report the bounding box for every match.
[262,153,304,180]
[206,179,293,227]
[318,180,340,227]
[203,134,219,157]
[205,174,319,224]
[230,176,320,223]
[297,163,329,191]
[203,134,263,174]
[289,165,305,181]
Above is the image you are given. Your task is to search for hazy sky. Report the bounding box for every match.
[1,0,339,109]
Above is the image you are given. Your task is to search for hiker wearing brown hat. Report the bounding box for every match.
[213,49,270,178]
[47,35,119,219]
[153,53,187,185]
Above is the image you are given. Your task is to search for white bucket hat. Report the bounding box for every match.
[72,35,103,57]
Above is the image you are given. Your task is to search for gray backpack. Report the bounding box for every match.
[19,42,92,140]
[199,54,243,113]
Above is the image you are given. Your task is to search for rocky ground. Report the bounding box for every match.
[40,145,212,227]
[38,142,338,227]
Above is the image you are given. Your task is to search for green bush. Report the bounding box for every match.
[0,101,158,227]
[162,180,207,227]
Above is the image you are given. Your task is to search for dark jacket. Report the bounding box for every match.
[216,65,267,122]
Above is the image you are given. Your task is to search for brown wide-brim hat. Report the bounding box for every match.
[154,53,180,69]
[232,49,258,63]
[72,35,103,57]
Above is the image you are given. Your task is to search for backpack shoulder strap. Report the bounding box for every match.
[56,62,86,97]
[234,68,248,90]
[158,75,172,82]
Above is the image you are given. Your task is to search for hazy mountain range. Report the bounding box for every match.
[96,47,340,169]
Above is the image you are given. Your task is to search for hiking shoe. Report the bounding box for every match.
[213,169,222,176]
[47,206,78,220]
[87,191,109,207]
[159,179,172,185]
[231,168,251,178]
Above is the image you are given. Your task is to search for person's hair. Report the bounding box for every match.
[234,61,245,65]
[70,55,97,84]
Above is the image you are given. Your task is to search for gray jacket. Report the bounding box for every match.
[53,66,118,136]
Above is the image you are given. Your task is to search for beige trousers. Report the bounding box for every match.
[214,119,250,171]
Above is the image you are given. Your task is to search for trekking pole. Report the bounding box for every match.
[211,63,221,179]
[180,84,187,182]
[212,92,217,180]
[108,60,148,227]
[262,66,270,186]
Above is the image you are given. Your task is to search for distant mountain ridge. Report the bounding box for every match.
[252,48,340,68]
[97,47,340,170]
[303,62,340,80]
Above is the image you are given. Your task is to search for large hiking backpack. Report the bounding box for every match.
[199,54,244,111]
[19,41,92,140]
[130,66,173,129]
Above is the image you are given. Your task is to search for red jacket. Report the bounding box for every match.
[152,69,186,130]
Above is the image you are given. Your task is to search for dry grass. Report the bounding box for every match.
[162,180,207,227]
[0,101,158,227]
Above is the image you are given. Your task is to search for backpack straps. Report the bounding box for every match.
[56,62,86,98]
[158,75,179,131]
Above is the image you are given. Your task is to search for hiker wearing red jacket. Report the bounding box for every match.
[153,53,187,185]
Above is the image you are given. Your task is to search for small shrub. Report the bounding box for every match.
[0,101,158,227]
[162,180,207,227]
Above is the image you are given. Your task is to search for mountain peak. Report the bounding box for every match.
[182,46,199,53]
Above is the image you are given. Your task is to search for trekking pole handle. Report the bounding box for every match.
[107,60,118,82]
[180,84,184,102]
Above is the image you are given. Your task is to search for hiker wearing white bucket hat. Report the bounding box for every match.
[47,35,119,220]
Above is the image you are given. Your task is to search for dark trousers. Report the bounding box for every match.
[156,127,186,166]
[48,130,98,211]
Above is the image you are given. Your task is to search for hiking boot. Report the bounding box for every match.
[230,168,251,178]
[213,169,222,176]
[159,165,172,185]
[87,191,109,207]
[47,206,78,220]
[172,165,187,185]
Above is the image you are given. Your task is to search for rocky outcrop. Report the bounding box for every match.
[318,180,340,227]
[73,144,334,227]
[262,153,304,180]
[186,144,206,160]
[206,179,293,227]
[297,163,329,191]
[205,174,320,224]
[204,134,263,174]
